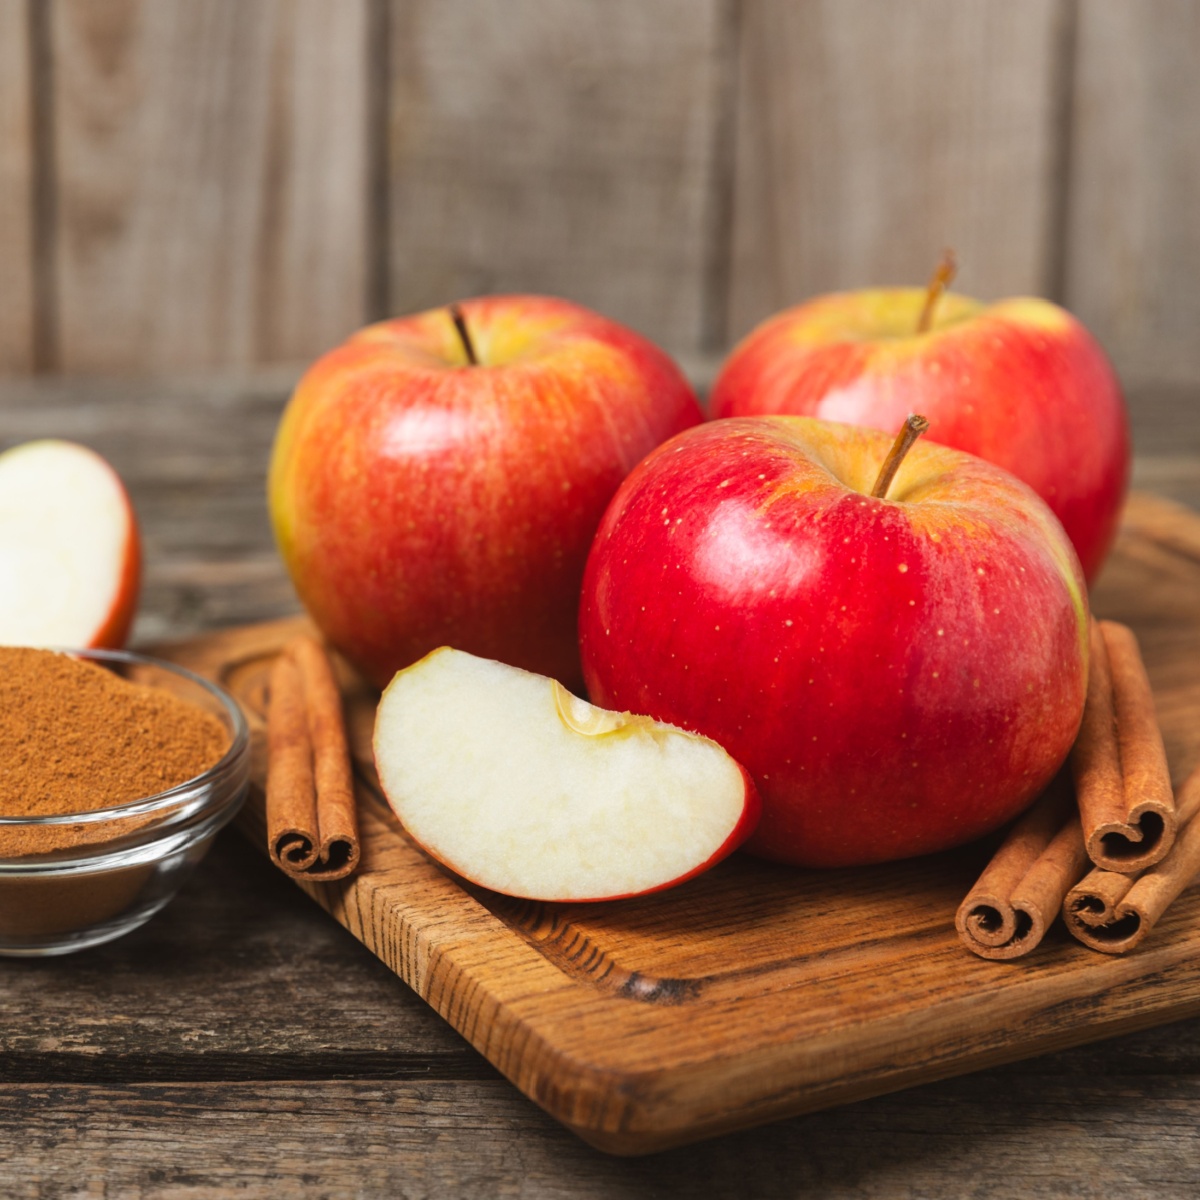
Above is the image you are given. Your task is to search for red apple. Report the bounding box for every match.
[268,295,702,689]
[373,647,760,901]
[710,289,1130,582]
[0,439,140,649]
[579,415,1089,868]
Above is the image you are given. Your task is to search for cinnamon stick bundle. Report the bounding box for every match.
[1070,619,1175,872]
[958,618,1190,960]
[266,635,360,881]
[1063,764,1200,954]
[955,777,1089,960]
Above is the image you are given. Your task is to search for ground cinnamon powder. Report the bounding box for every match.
[0,646,229,854]
[0,647,231,943]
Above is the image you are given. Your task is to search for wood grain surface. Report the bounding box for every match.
[48,0,370,372]
[2,373,1200,1192]
[726,0,1071,340]
[7,1066,1200,1200]
[2,2,1200,387]
[1065,0,1200,387]
[0,0,34,373]
[386,0,736,355]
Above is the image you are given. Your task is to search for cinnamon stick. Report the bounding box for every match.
[266,654,318,870]
[1069,620,1175,872]
[955,776,1089,960]
[1063,764,1200,954]
[266,636,360,881]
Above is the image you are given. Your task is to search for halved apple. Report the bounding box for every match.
[0,440,141,648]
[373,648,760,901]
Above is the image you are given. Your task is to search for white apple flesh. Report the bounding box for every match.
[0,440,141,649]
[373,648,761,901]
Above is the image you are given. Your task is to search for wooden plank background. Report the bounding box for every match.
[0,0,35,373]
[728,0,1072,336]
[0,0,1196,389]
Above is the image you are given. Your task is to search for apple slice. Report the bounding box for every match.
[0,440,141,649]
[373,648,760,901]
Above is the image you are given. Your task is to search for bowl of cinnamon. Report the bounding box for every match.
[0,646,250,956]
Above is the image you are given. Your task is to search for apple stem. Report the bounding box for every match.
[870,414,930,500]
[449,304,479,366]
[916,248,958,334]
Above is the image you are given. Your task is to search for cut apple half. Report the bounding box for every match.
[0,439,141,649]
[373,648,761,901]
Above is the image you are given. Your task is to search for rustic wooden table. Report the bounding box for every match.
[2,373,1199,1198]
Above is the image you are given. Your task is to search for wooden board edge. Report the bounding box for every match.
[570,990,1200,1155]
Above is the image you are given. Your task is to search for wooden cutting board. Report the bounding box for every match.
[158,491,1200,1156]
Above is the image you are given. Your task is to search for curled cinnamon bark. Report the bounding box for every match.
[956,777,1089,960]
[1063,765,1200,954]
[292,636,360,876]
[266,636,360,882]
[1070,620,1175,872]
[266,654,319,871]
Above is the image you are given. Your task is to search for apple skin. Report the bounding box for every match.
[78,448,140,649]
[90,521,140,647]
[579,415,1090,868]
[709,290,1130,583]
[268,295,703,689]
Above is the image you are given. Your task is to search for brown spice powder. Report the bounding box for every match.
[0,647,229,857]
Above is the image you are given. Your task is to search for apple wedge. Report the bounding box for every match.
[0,440,141,649]
[373,648,760,901]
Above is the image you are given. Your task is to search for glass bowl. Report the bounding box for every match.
[0,649,250,956]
